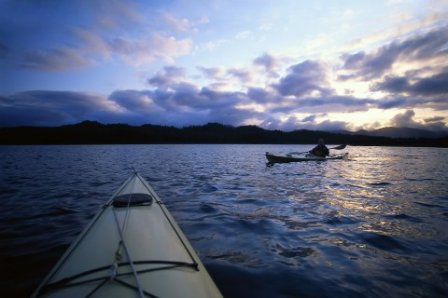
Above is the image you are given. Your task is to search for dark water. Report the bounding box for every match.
[1,145,447,297]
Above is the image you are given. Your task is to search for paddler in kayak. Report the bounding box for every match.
[309,138,329,157]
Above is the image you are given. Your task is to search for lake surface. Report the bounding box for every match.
[0,144,447,297]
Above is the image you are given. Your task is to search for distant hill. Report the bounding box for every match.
[0,121,447,147]
[355,127,448,139]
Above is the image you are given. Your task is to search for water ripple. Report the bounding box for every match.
[1,144,447,297]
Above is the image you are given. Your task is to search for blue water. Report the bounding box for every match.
[0,145,447,297]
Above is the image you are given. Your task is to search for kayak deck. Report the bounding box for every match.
[266,152,348,163]
[33,173,222,298]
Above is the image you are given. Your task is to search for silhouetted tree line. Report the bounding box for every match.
[0,121,447,147]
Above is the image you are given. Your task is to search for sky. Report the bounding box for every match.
[0,0,447,131]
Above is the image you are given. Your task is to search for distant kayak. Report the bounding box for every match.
[266,152,348,163]
[32,172,222,298]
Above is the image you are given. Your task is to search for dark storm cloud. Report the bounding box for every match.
[109,90,154,111]
[149,78,248,110]
[247,87,274,103]
[375,97,410,109]
[109,83,252,126]
[275,60,333,97]
[0,105,67,127]
[156,83,210,111]
[207,105,259,126]
[151,88,256,126]
[0,91,115,126]
[10,91,110,114]
[371,76,410,94]
[1,84,445,130]
[340,26,448,80]
[411,71,448,96]
[143,83,245,112]
[198,88,248,108]
[373,71,448,96]
[377,96,448,111]
[298,96,375,108]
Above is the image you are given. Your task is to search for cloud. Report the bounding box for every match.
[376,96,448,111]
[301,114,318,123]
[275,60,333,98]
[235,30,251,40]
[20,48,92,71]
[375,97,411,109]
[0,104,68,127]
[227,68,253,83]
[411,71,448,96]
[260,115,352,132]
[0,1,192,72]
[197,66,225,80]
[340,26,448,80]
[116,85,256,126]
[253,53,278,71]
[17,29,191,71]
[425,116,445,123]
[197,65,255,85]
[423,115,448,131]
[109,90,157,112]
[148,66,187,87]
[388,109,448,131]
[345,10,448,53]
[252,52,283,78]
[268,95,375,114]
[71,27,112,58]
[373,71,448,96]
[302,119,352,131]
[1,83,446,131]
[371,76,410,94]
[390,109,417,127]
[247,87,275,103]
[111,33,193,65]
[199,39,229,52]
[0,91,119,126]
[162,13,195,32]
[92,0,144,29]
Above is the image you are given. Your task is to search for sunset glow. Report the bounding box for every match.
[0,0,447,132]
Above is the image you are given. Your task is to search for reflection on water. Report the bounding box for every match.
[0,145,447,297]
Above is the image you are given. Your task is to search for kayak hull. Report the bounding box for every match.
[33,173,222,298]
[266,152,348,163]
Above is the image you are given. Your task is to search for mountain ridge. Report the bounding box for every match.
[0,121,447,147]
[354,127,448,139]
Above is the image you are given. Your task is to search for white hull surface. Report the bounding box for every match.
[33,173,222,298]
[266,152,348,163]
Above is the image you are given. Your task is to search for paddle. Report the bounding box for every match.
[287,144,346,156]
[330,144,346,150]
